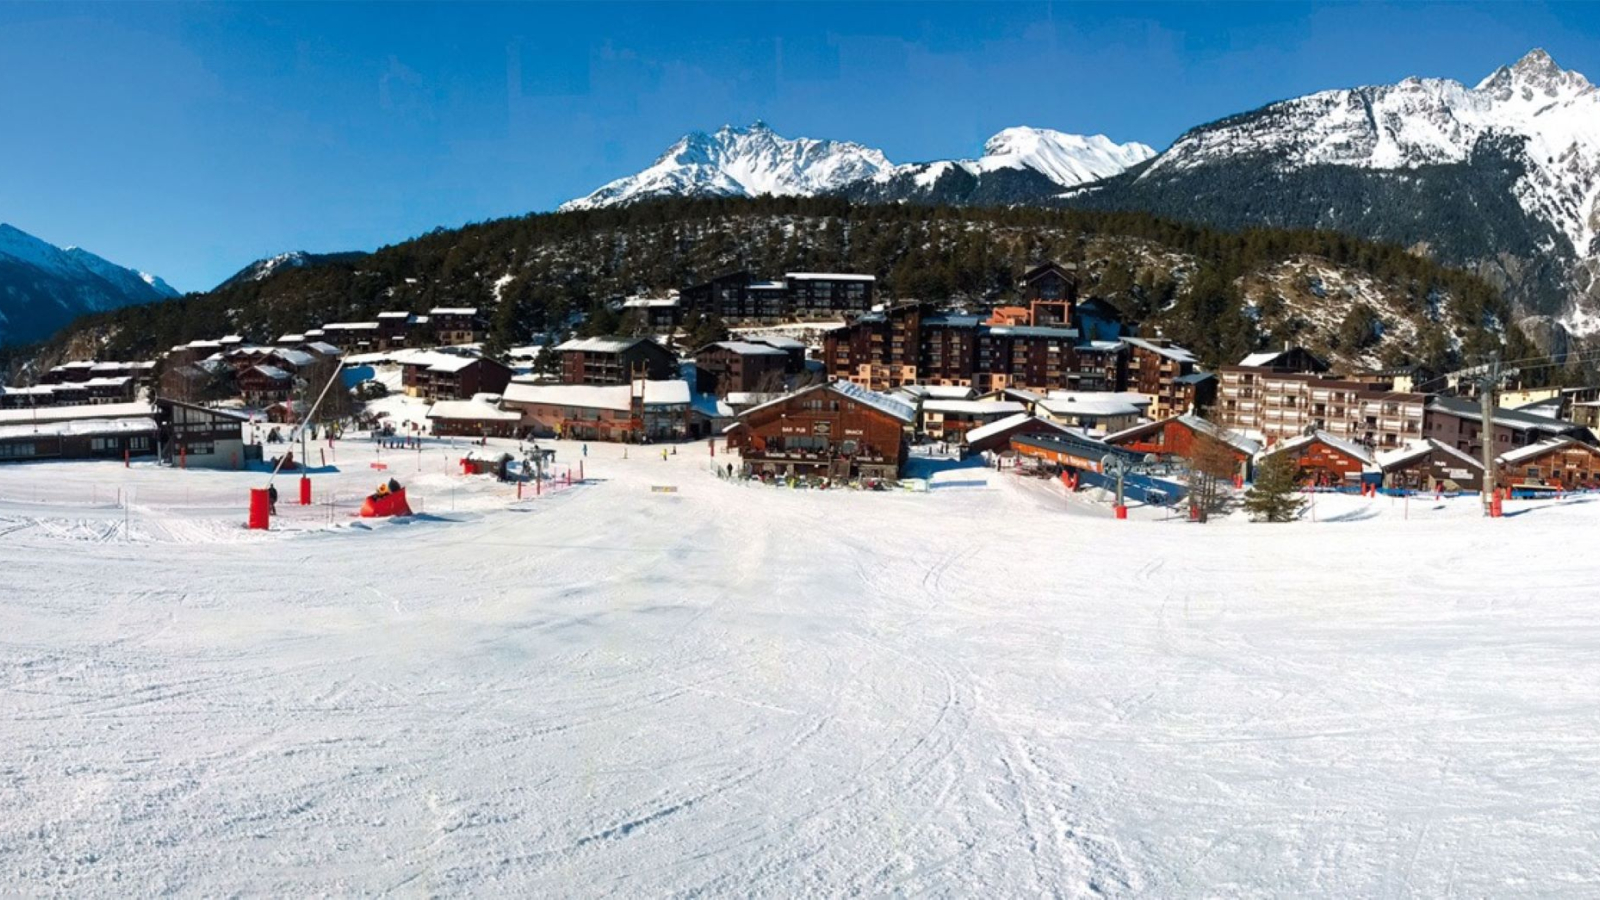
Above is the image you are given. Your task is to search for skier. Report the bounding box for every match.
[661,448,668,462]
[582,443,588,458]
[267,483,279,515]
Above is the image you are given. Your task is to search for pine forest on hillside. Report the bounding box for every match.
[24,197,1550,380]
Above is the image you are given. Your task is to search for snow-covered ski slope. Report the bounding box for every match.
[3,438,1599,895]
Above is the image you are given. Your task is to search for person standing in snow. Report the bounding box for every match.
[267,483,279,515]
[582,443,588,458]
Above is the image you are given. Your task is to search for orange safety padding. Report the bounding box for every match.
[359,488,414,518]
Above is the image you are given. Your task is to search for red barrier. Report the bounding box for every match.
[247,488,270,530]
[299,475,311,506]
[1114,505,1128,520]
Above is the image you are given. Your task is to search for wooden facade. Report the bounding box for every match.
[1266,433,1374,487]
[693,342,790,396]
[1497,439,1600,491]
[728,383,912,480]
[557,337,678,386]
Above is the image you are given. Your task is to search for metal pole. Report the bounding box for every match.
[1479,361,1499,516]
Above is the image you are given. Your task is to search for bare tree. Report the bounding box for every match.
[1181,415,1245,521]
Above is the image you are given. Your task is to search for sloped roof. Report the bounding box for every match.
[502,379,690,411]
[1266,430,1376,465]
[738,381,915,424]
[426,399,522,422]
[963,412,1070,445]
[1497,436,1591,466]
[1377,438,1484,471]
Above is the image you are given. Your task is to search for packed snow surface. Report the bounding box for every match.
[4,434,1600,894]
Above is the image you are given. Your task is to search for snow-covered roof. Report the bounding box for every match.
[83,376,132,388]
[1036,394,1143,417]
[900,384,976,400]
[249,365,293,381]
[785,272,875,282]
[430,307,479,316]
[501,379,691,411]
[1238,351,1281,367]
[0,401,157,426]
[322,321,380,331]
[0,416,158,442]
[1427,395,1580,434]
[1376,439,1484,471]
[1267,430,1376,465]
[1122,337,1197,364]
[623,297,681,308]
[962,413,1071,445]
[746,335,805,350]
[303,341,343,356]
[555,336,657,354]
[725,391,783,407]
[737,381,916,424]
[277,334,306,343]
[376,311,411,319]
[270,349,315,368]
[1076,340,1125,353]
[1497,437,1588,466]
[704,340,787,356]
[425,399,522,422]
[921,399,1027,416]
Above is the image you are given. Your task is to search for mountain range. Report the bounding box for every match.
[0,224,179,347]
[562,50,1600,353]
[559,122,1156,211]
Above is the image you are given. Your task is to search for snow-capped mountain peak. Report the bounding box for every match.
[563,122,1154,210]
[0,223,179,344]
[560,122,895,211]
[962,127,1156,187]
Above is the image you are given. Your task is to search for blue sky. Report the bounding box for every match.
[2,2,1598,292]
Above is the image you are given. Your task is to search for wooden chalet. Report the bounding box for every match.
[238,364,295,406]
[556,336,678,385]
[1107,414,1261,476]
[1375,439,1484,491]
[727,381,914,480]
[1497,437,1600,491]
[400,353,512,402]
[500,379,692,442]
[694,341,790,396]
[429,307,484,345]
[1263,430,1376,487]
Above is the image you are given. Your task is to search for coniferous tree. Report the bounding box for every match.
[1243,452,1306,523]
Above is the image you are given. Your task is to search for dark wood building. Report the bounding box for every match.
[727,381,914,480]
[1107,414,1261,473]
[429,307,484,345]
[681,271,875,323]
[1264,431,1376,487]
[694,341,791,396]
[400,354,512,402]
[1497,437,1600,491]
[1375,439,1484,491]
[556,336,678,385]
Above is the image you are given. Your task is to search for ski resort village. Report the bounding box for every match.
[6,255,1600,894]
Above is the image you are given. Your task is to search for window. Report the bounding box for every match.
[130,437,151,451]
[0,442,35,459]
[91,437,115,451]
